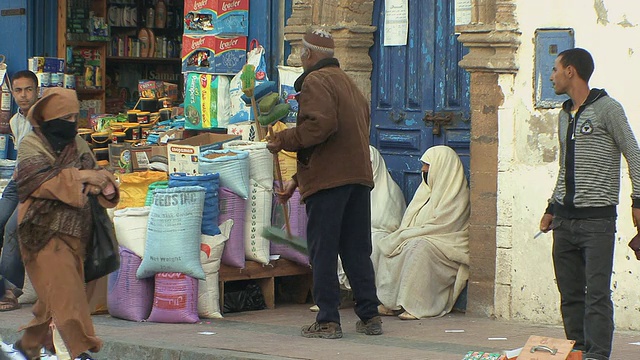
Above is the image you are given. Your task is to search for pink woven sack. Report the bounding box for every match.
[147,272,199,323]
[107,247,154,321]
[270,187,310,267]
[218,187,246,268]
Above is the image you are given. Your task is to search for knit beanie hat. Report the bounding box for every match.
[27,87,80,127]
[302,29,334,54]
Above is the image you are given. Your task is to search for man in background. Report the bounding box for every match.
[0,70,38,311]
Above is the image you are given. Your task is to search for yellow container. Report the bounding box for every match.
[140,124,153,139]
[121,123,141,140]
[78,128,92,142]
[111,131,126,144]
[91,132,111,149]
[127,110,141,123]
[137,111,151,124]
[93,148,109,161]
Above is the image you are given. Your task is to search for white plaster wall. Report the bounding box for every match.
[497,0,640,330]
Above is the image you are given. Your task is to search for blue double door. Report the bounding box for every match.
[369,0,470,203]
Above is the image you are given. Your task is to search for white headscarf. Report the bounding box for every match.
[377,145,470,265]
[370,146,406,233]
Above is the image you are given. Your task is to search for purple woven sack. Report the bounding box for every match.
[218,187,246,268]
[107,247,154,322]
[270,188,310,267]
[146,272,199,323]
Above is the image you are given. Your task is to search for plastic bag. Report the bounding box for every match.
[222,281,266,313]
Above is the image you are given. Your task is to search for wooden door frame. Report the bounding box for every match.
[284,0,520,318]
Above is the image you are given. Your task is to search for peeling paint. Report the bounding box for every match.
[594,0,609,25]
[617,15,636,28]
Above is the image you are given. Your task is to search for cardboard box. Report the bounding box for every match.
[163,82,178,102]
[138,80,165,99]
[184,0,249,36]
[183,73,231,130]
[44,57,65,73]
[167,133,240,174]
[181,35,246,75]
[28,57,45,73]
[131,147,153,171]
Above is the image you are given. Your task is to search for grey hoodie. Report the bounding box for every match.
[546,88,640,218]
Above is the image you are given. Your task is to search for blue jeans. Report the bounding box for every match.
[1,208,24,289]
[552,216,616,360]
[0,180,19,248]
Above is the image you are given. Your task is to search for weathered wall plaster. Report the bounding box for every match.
[499,0,640,329]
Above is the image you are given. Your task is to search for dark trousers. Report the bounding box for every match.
[552,216,615,360]
[305,184,379,324]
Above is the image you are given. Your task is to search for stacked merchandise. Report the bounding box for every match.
[0,57,13,154]
[107,0,183,59]
[27,57,68,97]
[182,0,249,130]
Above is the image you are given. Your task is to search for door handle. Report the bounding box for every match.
[423,112,454,135]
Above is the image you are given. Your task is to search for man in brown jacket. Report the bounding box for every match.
[267,29,382,339]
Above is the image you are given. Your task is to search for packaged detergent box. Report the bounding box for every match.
[182,35,246,75]
[184,0,249,36]
[183,72,231,129]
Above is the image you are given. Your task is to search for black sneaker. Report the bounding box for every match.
[301,322,343,339]
[76,352,96,360]
[356,316,383,335]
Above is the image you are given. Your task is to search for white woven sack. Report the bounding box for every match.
[222,140,273,189]
[245,180,272,264]
[198,220,232,319]
[199,149,250,199]
[113,207,150,258]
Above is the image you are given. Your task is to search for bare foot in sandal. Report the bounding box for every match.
[0,290,20,312]
[378,304,402,316]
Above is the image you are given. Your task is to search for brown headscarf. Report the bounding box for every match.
[17,88,92,255]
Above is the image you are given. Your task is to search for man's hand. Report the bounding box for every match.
[632,208,640,227]
[628,233,640,260]
[276,179,298,204]
[266,137,283,154]
[539,213,553,232]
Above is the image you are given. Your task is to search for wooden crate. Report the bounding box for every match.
[219,259,312,310]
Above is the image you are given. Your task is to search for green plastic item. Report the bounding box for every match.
[257,103,291,127]
[258,92,280,115]
[144,180,169,206]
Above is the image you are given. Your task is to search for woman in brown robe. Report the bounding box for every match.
[13,88,119,360]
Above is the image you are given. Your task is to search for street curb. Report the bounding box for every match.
[0,327,296,360]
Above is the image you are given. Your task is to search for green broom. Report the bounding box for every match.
[256,103,307,253]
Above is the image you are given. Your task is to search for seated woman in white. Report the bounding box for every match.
[373,145,470,320]
[336,146,406,290]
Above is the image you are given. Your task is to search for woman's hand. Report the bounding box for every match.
[80,169,115,190]
[80,169,109,188]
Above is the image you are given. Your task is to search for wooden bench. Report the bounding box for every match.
[218,259,312,309]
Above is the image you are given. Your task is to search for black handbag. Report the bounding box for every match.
[84,195,120,282]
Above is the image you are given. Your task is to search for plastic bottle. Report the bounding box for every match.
[146,5,155,28]
[155,0,167,29]
[95,66,103,88]
[84,66,94,88]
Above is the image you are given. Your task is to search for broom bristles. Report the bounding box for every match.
[261,226,308,256]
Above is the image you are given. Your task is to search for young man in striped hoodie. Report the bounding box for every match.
[539,48,640,360]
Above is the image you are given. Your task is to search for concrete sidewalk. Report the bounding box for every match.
[1,304,638,359]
